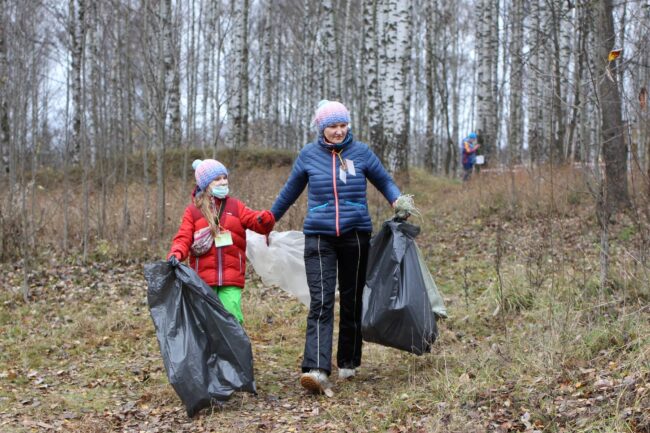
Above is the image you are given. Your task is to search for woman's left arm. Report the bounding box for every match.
[365,148,401,204]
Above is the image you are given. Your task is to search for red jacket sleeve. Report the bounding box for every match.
[168,206,194,261]
[238,201,275,235]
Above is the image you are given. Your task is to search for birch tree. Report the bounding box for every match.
[507,0,524,164]
[548,0,567,164]
[381,0,412,173]
[526,0,547,165]
[69,0,85,165]
[475,0,498,166]
[424,0,436,172]
[319,0,337,98]
[261,2,274,147]
[362,0,384,157]
[162,0,181,149]
[228,0,249,149]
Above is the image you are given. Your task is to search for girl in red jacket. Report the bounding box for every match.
[167,159,275,324]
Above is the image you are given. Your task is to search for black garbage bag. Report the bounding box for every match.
[144,261,256,417]
[361,220,438,355]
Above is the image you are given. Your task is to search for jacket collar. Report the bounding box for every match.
[317,131,353,152]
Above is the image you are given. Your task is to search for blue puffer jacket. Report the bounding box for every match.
[271,133,400,236]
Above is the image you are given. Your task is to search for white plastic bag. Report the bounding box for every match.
[246,230,310,306]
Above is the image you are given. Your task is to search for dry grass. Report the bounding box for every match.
[0,160,649,432]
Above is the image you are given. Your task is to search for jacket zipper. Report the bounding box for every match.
[331,151,340,236]
[195,256,199,272]
[218,248,223,286]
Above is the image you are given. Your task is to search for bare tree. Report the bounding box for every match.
[0,0,10,178]
[592,0,629,214]
[507,0,524,165]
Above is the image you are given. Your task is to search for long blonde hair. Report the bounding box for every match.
[194,192,220,237]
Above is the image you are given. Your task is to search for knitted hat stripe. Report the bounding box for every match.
[313,100,350,134]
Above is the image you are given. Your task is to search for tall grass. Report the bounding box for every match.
[0,157,648,431]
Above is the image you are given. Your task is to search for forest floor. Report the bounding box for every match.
[0,167,649,432]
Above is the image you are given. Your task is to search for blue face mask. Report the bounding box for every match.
[210,185,229,198]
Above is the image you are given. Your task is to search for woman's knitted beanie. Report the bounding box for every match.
[193,159,228,191]
[312,100,351,135]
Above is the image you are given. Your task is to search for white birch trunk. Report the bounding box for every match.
[262,3,273,147]
[320,0,336,98]
[526,0,546,165]
[363,0,383,156]
[299,0,315,146]
[340,0,352,102]
[162,0,180,148]
[475,0,497,166]
[424,0,435,171]
[227,0,248,148]
[227,0,242,148]
[381,0,412,173]
[240,0,249,148]
[69,0,85,165]
[0,0,10,180]
[202,0,214,148]
[186,0,198,154]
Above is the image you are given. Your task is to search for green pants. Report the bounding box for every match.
[212,285,244,325]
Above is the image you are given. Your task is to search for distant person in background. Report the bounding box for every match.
[167,159,275,325]
[461,132,480,181]
[270,100,402,395]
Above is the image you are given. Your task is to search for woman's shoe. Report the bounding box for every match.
[338,368,356,380]
[300,369,330,394]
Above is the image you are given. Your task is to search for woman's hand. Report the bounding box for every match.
[393,196,413,220]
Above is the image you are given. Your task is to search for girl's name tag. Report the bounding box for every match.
[214,231,233,247]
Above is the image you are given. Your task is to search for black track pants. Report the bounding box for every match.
[301,231,371,375]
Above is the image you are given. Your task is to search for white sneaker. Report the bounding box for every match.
[338,368,356,380]
[300,369,331,394]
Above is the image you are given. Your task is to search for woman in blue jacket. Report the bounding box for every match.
[271,100,401,394]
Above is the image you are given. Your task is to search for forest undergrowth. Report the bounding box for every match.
[0,162,648,432]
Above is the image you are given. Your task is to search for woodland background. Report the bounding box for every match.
[0,0,648,267]
[0,0,649,432]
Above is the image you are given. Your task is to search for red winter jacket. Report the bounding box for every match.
[167,196,275,288]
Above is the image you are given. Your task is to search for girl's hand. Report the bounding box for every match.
[167,255,180,267]
[256,210,276,232]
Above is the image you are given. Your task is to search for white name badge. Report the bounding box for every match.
[214,231,233,248]
[339,167,347,183]
[346,159,356,176]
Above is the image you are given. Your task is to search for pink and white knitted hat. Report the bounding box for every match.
[312,100,351,135]
[192,159,228,191]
